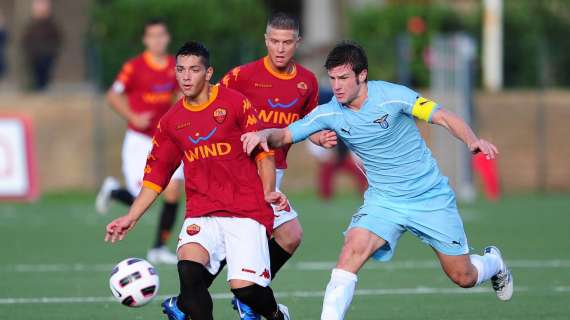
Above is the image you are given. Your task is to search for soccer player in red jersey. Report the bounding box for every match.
[220,12,331,318]
[95,19,182,264]
[105,41,291,320]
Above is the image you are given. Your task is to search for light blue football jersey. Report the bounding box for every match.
[289,80,446,200]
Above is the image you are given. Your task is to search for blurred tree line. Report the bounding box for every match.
[349,0,570,88]
[88,0,570,89]
[88,0,266,89]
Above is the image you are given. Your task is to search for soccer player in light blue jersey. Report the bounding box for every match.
[241,41,513,319]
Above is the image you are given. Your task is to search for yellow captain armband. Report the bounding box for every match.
[412,97,438,122]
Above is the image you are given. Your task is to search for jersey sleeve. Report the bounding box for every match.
[142,119,183,193]
[237,97,263,133]
[112,61,135,93]
[220,66,245,91]
[398,85,440,123]
[301,75,319,117]
[288,104,334,143]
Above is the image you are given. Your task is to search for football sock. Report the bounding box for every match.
[204,259,225,288]
[110,188,134,206]
[231,285,283,320]
[470,253,502,286]
[321,268,357,320]
[177,260,213,320]
[269,237,292,279]
[153,201,178,248]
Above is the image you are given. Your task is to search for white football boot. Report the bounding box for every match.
[95,176,119,215]
[147,246,178,265]
[484,246,514,301]
[278,304,290,320]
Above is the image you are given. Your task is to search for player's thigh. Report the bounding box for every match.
[228,279,256,289]
[220,218,271,288]
[273,217,303,252]
[121,130,152,195]
[337,227,387,273]
[177,217,224,275]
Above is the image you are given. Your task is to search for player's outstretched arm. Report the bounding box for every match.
[241,128,293,156]
[104,187,159,243]
[431,108,499,160]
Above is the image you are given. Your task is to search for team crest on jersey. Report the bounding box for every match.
[374,114,390,129]
[213,108,227,124]
[186,224,201,236]
[297,81,308,96]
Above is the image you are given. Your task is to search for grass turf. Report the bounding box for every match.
[0,191,569,319]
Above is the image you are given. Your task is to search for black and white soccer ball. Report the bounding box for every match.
[109,258,159,307]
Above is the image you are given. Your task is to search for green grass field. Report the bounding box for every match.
[1,191,569,319]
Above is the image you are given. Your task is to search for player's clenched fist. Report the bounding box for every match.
[318,130,338,149]
[105,215,137,243]
[265,191,288,211]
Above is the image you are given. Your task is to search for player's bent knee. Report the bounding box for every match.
[274,220,303,252]
[336,242,371,272]
[177,242,209,265]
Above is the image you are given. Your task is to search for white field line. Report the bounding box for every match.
[0,286,530,305]
[2,259,570,273]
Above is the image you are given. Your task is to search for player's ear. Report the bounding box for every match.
[205,66,214,81]
[295,36,302,48]
[358,69,368,83]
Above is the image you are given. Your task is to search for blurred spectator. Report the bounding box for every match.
[0,10,7,79]
[307,88,368,201]
[21,0,61,91]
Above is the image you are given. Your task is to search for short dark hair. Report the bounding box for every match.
[266,12,300,36]
[175,41,211,68]
[143,18,168,34]
[324,41,368,80]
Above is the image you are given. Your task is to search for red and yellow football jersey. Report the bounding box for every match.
[113,52,177,137]
[221,56,319,169]
[142,85,275,232]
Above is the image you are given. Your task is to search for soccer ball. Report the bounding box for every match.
[109,258,159,307]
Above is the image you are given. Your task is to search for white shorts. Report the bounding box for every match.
[273,169,298,229]
[121,129,183,195]
[177,217,271,287]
